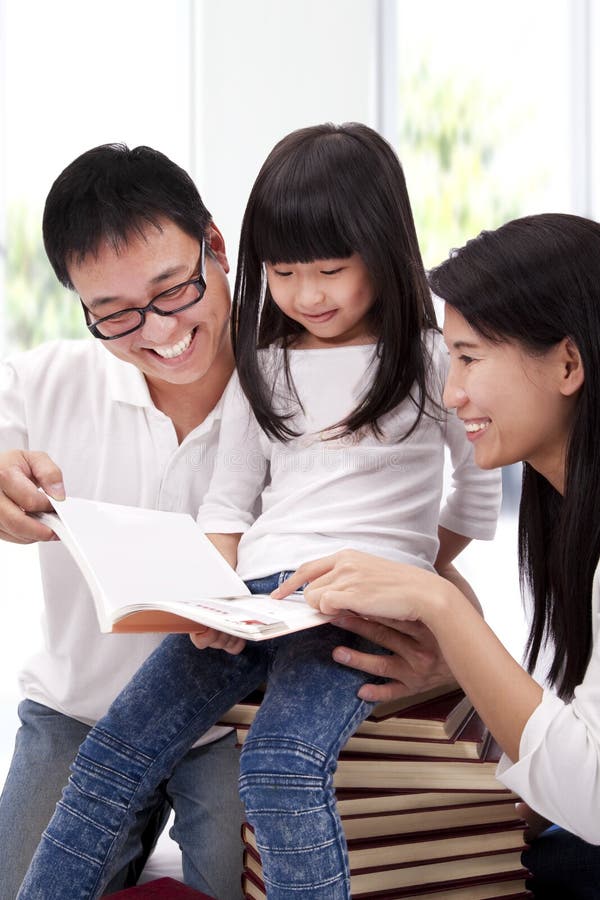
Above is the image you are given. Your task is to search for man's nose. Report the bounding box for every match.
[139,309,180,342]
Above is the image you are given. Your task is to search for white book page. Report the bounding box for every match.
[42,496,250,620]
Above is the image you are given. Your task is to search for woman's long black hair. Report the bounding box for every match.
[232,122,438,441]
[429,213,600,699]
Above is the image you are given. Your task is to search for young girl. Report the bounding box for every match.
[18,123,500,900]
[278,213,600,899]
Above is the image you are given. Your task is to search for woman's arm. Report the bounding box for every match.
[274,550,542,763]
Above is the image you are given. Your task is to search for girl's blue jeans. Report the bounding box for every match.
[17,573,387,900]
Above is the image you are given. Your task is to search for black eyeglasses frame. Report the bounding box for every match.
[81,239,207,341]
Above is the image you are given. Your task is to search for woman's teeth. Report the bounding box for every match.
[465,421,489,433]
[153,330,194,359]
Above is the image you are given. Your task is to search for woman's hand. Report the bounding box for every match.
[272,549,448,623]
[329,614,456,703]
[272,550,467,702]
[190,627,246,655]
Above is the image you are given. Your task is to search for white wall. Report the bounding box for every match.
[194,0,378,268]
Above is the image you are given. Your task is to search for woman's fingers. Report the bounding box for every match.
[271,554,341,598]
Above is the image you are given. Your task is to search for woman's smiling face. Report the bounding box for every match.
[442,304,582,493]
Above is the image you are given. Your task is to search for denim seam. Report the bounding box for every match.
[74,755,141,789]
[39,832,103,867]
[249,803,328,816]
[240,736,328,764]
[263,871,347,892]
[55,800,118,837]
[89,728,154,763]
[256,837,338,855]
[69,777,130,811]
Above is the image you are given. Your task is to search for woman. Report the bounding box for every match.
[276,213,600,899]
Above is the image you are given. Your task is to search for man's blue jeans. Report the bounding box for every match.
[18,576,385,900]
[0,700,243,900]
[18,574,385,900]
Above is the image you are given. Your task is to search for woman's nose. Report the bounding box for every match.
[443,371,468,410]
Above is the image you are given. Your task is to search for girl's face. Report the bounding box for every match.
[442,304,582,493]
[265,253,377,349]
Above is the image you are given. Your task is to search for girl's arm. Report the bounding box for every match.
[196,373,268,538]
[435,526,483,615]
[435,525,470,569]
[206,532,242,570]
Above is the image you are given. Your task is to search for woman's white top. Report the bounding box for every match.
[497,558,600,844]
[197,334,501,580]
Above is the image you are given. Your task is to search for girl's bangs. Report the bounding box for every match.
[252,187,354,264]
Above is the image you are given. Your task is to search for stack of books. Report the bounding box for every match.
[219,687,531,899]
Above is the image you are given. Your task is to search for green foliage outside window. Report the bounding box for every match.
[3,64,547,353]
[5,204,86,352]
[397,63,544,269]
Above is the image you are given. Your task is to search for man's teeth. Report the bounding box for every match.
[465,422,489,433]
[153,331,194,359]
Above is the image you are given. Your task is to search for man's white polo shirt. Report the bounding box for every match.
[0,338,230,743]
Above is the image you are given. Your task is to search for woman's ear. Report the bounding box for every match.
[206,224,230,274]
[559,337,584,396]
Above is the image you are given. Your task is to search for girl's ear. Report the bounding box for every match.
[206,224,230,274]
[558,337,584,396]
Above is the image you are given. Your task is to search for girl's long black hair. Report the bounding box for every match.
[232,122,438,441]
[429,213,600,699]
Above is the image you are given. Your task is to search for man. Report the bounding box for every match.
[0,144,243,899]
[0,141,454,899]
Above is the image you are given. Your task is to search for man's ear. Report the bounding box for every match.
[206,223,229,274]
[559,337,584,396]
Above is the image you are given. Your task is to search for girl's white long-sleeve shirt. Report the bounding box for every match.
[497,558,600,844]
[197,335,501,580]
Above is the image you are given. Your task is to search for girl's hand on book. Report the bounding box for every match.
[328,615,455,703]
[189,627,246,655]
[0,450,65,544]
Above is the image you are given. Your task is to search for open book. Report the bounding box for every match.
[35,496,330,640]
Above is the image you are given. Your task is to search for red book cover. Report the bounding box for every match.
[109,878,215,898]
[368,688,467,723]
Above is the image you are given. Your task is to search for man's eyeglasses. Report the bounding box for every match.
[81,240,207,340]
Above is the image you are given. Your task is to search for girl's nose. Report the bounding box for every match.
[297,280,326,310]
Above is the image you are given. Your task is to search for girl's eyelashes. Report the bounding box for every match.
[459,353,476,365]
[267,262,348,277]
